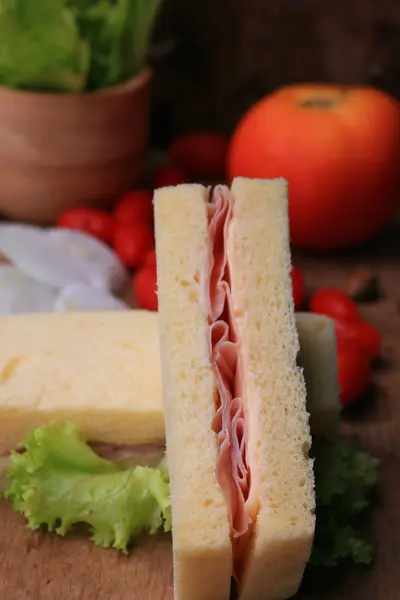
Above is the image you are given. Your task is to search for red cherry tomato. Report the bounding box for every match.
[291,266,306,310]
[335,318,381,361]
[154,165,189,188]
[337,342,371,406]
[133,266,158,311]
[169,132,229,179]
[145,248,157,269]
[114,190,153,226]
[113,224,154,269]
[58,207,116,245]
[310,288,359,321]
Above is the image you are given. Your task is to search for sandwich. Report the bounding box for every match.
[154,177,316,600]
[0,309,338,477]
[0,310,165,472]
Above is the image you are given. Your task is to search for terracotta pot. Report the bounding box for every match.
[0,68,151,225]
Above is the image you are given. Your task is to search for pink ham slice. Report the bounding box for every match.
[207,185,251,540]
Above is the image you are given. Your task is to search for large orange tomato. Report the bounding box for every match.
[228,84,400,250]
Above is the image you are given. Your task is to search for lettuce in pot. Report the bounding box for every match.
[0,0,161,93]
[0,0,90,92]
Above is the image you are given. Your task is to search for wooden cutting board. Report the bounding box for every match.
[0,229,399,600]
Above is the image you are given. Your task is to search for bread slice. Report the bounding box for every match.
[154,185,232,600]
[295,312,340,441]
[0,311,164,455]
[228,178,315,600]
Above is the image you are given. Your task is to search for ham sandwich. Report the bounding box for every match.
[154,178,316,600]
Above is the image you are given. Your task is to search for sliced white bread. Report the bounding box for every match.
[154,184,232,600]
[0,311,163,455]
[295,312,340,441]
[228,178,315,600]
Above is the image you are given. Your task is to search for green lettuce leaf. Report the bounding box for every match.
[0,0,90,92]
[0,0,161,93]
[4,422,171,552]
[310,438,379,567]
[69,0,161,91]
[119,0,161,78]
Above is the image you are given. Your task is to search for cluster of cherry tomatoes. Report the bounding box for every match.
[292,266,381,408]
[57,133,229,312]
[58,190,158,311]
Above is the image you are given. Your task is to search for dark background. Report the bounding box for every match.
[148,0,400,145]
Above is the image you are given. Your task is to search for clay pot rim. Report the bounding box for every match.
[0,66,152,102]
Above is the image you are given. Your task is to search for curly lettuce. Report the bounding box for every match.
[4,422,171,552]
[0,0,161,93]
[3,422,378,568]
[310,438,379,567]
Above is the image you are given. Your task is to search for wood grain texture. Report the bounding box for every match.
[0,227,399,600]
[0,516,173,600]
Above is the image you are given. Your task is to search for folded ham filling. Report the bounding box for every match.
[207,186,253,548]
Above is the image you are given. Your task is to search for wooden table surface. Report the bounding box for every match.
[0,227,399,600]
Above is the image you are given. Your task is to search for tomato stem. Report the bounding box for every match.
[300,97,342,110]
